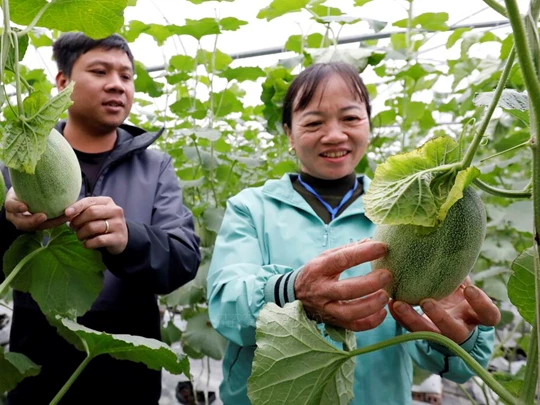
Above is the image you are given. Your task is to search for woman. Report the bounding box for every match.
[207,62,499,404]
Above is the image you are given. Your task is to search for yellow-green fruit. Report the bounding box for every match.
[371,187,486,305]
[9,128,81,219]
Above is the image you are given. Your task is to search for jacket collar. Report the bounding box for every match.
[55,120,165,160]
[262,173,371,219]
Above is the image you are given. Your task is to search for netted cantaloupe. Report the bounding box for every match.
[9,128,81,219]
[371,187,486,305]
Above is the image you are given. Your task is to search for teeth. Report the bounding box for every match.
[322,151,347,158]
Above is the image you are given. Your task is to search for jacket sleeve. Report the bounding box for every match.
[0,166,23,283]
[407,325,495,383]
[207,194,301,347]
[100,156,201,295]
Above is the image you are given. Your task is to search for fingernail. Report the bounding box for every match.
[421,300,434,312]
[65,207,74,216]
[465,286,479,299]
[394,301,406,314]
[379,292,389,304]
[379,271,391,285]
[359,237,371,243]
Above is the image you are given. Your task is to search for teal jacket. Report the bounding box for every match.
[207,174,494,405]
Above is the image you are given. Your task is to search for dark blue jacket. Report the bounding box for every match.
[1,122,200,404]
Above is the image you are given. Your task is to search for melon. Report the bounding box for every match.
[371,187,486,305]
[9,128,81,219]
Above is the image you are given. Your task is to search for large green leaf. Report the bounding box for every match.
[363,136,480,227]
[219,17,248,31]
[3,225,105,319]
[169,18,221,40]
[0,346,40,393]
[247,301,355,405]
[56,318,190,375]
[134,62,163,97]
[219,66,266,82]
[508,248,536,325]
[9,0,128,39]
[257,0,310,21]
[182,311,228,360]
[1,82,74,173]
[394,12,449,31]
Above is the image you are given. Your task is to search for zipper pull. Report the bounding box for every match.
[323,225,329,247]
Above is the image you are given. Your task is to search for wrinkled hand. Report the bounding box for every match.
[4,187,68,231]
[294,240,392,332]
[389,277,501,344]
[65,196,128,255]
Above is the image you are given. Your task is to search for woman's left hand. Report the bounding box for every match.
[388,277,501,344]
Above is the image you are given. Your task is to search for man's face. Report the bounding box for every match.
[58,47,135,132]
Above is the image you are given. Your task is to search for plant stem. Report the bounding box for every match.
[49,354,93,405]
[458,383,479,405]
[11,31,23,116]
[16,1,52,37]
[0,0,11,81]
[0,246,45,297]
[518,323,538,404]
[348,331,517,405]
[473,179,532,199]
[461,47,515,169]
[480,140,532,162]
[504,0,540,124]
[482,0,508,17]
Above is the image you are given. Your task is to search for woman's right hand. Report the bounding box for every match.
[294,240,392,331]
[4,187,68,231]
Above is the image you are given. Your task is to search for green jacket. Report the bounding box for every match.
[207,174,494,405]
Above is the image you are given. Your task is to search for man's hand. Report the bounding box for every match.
[389,277,501,344]
[4,188,68,231]
[294,240,392,332]
[65,196,128,255]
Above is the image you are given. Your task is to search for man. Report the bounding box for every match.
[0,33,200,404]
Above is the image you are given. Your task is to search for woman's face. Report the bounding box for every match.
[285,74,370,180]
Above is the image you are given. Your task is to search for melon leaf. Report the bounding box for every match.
[3,224,105,319]
[0,346,40,394]
[248,301,355,405]
[508,247,536,325]
[9,0,128,39]
[53,317,190,376]
[1,82,74,174]
[363,136,480,227]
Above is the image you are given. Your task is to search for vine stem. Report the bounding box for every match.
[16,1,52,37]
[482,0,508,17]
[0,246,45,297]
[348,331,516,405]
[460,47,515,170]
[504,0,540,123]
[0,0,10,82]
[472,179,532,199]
[49,351,92,405]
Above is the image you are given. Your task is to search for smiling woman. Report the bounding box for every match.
[206,61,498,405]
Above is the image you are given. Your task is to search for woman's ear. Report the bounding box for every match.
[284,124,294,149]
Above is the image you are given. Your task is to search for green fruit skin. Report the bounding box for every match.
[9,128,82,219]
[371,187,486,305]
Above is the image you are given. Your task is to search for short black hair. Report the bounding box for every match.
[282,62,372,130]
[52,32,135,78]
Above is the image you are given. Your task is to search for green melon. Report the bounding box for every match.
[371,187,486,305]
[9,128,81,219]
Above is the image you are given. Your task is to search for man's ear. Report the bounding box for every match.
[55,71,70,91]
[284,124,294,149]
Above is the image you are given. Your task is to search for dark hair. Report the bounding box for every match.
[52,32,135,77]
[282,62,371,130]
